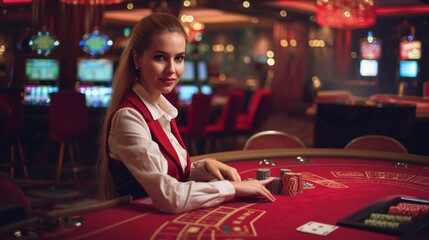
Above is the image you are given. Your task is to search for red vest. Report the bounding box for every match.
[107,90,191,199]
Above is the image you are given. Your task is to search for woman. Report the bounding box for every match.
[98,13,275,214]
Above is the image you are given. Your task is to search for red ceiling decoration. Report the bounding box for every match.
[58,0,124,4]
[316,0,376,29]
[2,0,32,3]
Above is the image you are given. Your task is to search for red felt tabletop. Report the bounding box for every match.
[39,157,429,240]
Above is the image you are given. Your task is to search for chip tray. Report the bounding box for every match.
[337,196,429,236]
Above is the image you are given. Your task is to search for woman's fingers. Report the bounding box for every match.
[258,178,276,201]
[231,179,276,202]
[224,168,241,182]
[213,170,225,180]
[205,159,242,182]
[259,177,275,185]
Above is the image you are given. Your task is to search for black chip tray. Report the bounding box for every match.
[337,196,429,236]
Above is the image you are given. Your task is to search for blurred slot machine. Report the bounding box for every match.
[23,58,59,106]
[197,60,212,94]
[358,33,381,81]
[397,38,421,95]
[176,85,199,105]
[76,58,113,108]
[176,60,196,105]
[176,59,211,105]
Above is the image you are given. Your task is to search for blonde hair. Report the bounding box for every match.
[97,13,188,200]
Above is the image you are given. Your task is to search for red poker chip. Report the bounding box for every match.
[388,206,422,219]
[397,203,429,215]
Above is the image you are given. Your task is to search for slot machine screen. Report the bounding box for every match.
[197,61,208,82]
[77,58,113,84]
[400,41,421,60]
[360,40,381,60]
[78,85,112,107]
[201,85,212,95]
[181,60,195,83]
[359,59,378,77]
[176,85,198,104]
[25,58,60,84]
[399,60,418,78]
[23,85,58,106]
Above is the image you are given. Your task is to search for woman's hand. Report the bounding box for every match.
[204,158,241,182]
[231,178,276,202]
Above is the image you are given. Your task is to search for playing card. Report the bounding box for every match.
[296,221,339,236]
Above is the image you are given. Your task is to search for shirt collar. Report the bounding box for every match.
[132,83,178,121]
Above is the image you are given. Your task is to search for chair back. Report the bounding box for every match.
[344,135,409,154]
[245,89,263,119]
[424,82,429,98]
[163,90,179,108]
[244,130,306,150]
[0,104,10,155]
[247,89,273,129]
[218,91,245,132]
[0,89,26,135]
[49,90,89,139]
[186,93,212,137]
[0,104,10,136]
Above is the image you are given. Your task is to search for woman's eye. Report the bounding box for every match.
[154,55,166,61]
[175,56,185,62]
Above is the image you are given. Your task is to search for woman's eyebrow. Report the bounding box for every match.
[152,50,186,56]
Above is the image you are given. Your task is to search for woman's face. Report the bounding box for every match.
[134,32,186,99]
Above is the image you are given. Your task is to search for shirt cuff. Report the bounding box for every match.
[189,159,215,182]
[210,180,236,202]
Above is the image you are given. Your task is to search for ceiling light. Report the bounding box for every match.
[316,0,376,29]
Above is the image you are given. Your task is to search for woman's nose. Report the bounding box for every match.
[165,60,175,73]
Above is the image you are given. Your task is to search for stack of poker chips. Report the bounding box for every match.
[281,172,303,196]
[363,213,412,230]
[256,168,271,180]
[265,179,282,194]
[256,168,282,194]
[363,202,429,230]
[388,202,429,220]
[280,168,291,178]
[256,168,307,195]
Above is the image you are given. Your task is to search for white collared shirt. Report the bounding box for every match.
[108,83,235,213]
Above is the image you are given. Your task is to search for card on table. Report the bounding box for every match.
[296,221,339,236]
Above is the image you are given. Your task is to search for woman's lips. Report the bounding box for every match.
[160,78,176,85]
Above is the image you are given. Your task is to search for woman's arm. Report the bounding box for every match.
[109,108,235,213]
[110,108,275,213]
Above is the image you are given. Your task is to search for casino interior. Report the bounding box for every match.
[1,0,429,239]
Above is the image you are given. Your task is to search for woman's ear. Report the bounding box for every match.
[132,50,140,68]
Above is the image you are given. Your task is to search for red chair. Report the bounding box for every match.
[163,90,179,108]
[0,90,29,179]
[423,82,429,99]
[49,90,89,183]
[178,93,213,155]
[235,88,273,135]
[344,135,409,154]
[205,90,245,152]
[243,130,306,150]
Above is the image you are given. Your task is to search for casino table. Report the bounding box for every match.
[367,94,429,156]
[5,149,429,240]
[368,94,429,118]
